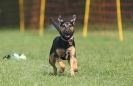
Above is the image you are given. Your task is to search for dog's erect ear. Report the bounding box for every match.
[50,17,61,32]
[70,15,76,25]
[58,15,64,25]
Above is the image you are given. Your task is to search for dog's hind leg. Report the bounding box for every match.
[49,55,57,75]
[57,59,65,73]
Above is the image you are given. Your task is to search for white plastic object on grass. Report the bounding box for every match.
[3,53,26,60]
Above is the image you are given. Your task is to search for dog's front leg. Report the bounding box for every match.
[68,46,78,77]
[70,57,75,76]
[70,56,78,76]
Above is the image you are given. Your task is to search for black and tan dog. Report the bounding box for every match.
[49,15,78,76]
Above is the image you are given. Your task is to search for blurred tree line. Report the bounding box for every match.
[0,0,19,27]
[0,0,132,28]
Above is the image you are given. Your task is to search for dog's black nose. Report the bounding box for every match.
[65,30,69,34]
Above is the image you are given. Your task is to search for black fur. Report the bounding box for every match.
[50,36,75,60]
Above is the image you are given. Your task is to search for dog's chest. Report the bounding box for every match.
[55,46,75,60]
[56,48,68,59]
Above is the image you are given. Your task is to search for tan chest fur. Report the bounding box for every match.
[56,46,75,58]
[56,48,66,57]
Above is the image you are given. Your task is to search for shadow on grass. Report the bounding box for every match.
[42,67,71,77]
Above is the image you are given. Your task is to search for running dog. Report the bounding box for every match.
[49,15,78,76]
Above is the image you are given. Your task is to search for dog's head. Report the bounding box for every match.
[50,15,76,40]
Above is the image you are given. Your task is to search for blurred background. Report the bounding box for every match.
[0,0,132,31]
[1,0,133,85]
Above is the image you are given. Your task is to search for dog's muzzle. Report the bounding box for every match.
[62,30,73,40]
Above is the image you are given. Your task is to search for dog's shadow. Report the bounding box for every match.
[43,69,70,77]
[42,64,71,77]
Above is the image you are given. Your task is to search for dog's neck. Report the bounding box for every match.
[60,36,74,42]
[60,36,74,46]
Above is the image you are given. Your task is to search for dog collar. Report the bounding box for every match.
[60,36,74,42]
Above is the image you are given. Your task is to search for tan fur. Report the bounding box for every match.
[70,27,74,32]
[57,60,65,73]
[55,46,78,76]
[67,46,78,76]
[56,48,65,57]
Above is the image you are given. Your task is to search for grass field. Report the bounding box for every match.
[0,28,133,86]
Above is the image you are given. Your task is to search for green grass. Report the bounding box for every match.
[0,28,133,86]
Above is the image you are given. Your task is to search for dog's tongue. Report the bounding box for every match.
[65,35,70,38]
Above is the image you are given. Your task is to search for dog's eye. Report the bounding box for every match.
[69,24,73,27]
[61,25,66,28]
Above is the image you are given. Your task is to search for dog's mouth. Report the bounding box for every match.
[65,33,71,38]
[61,31,73,40]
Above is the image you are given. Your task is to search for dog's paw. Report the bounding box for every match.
[74,69,78,72]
